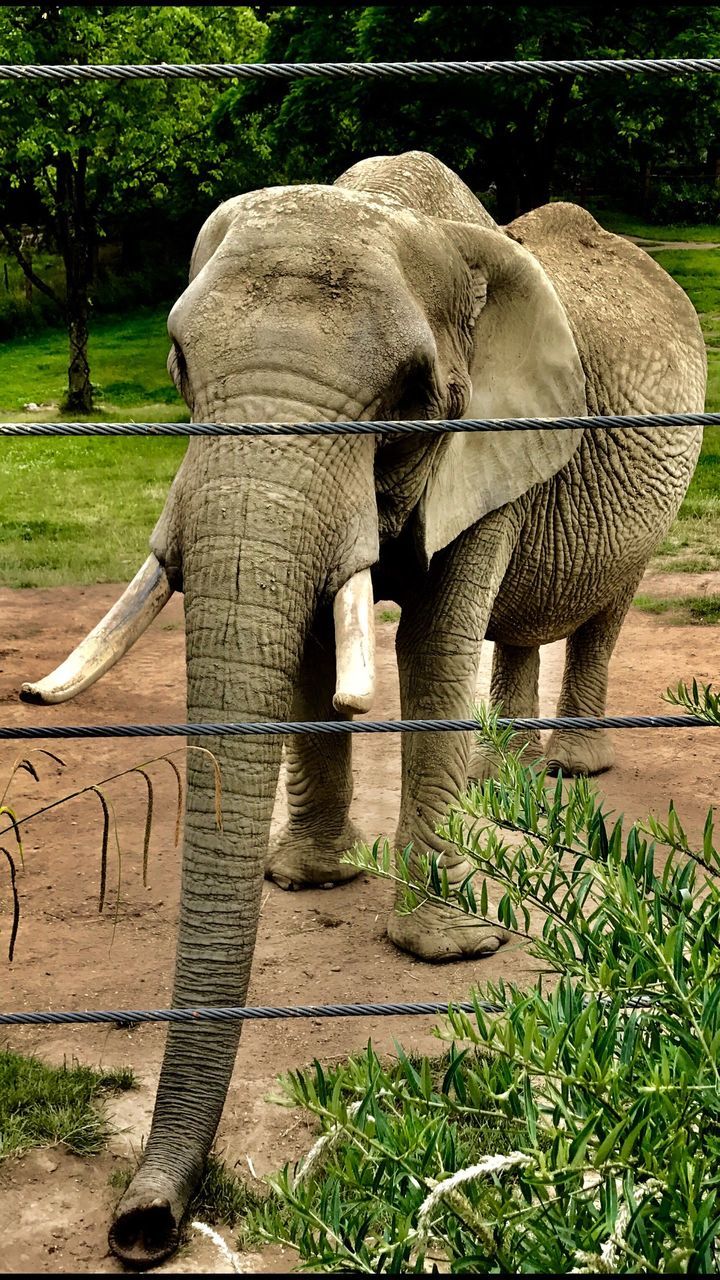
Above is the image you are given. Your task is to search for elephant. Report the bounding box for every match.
[19,150,705,1265]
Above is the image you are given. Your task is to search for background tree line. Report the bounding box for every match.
[1,3,719,410]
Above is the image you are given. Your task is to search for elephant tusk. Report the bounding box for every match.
[333,568,376,715]
[20,555,174,705]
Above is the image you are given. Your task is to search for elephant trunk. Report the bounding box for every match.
[109,718,285,1267]
[107,440,372,1267]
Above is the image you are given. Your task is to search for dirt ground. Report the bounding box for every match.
[0,569,718,1274]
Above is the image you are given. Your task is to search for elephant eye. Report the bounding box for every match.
[392,354,441,422]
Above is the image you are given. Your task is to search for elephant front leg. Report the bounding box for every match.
[545,578,642,776]
[388,517,517,962]
[266,609,364,890]
[468,642,542,782]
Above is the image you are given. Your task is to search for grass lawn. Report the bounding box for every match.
[0,308,188,586]
[0,1050,135,1159]
[591,207,720,243]
[0,236,719,588]
[646,248,720,573]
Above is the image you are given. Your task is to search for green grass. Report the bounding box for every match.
[0,308,188,586]
[0,1050,136,1160]
[0,437,186,586]
[0,306,186,415]
[592,208,720,243]
[633,592,720,624]
[646,247,720,572]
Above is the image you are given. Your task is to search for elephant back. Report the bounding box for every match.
[503,202,706,416]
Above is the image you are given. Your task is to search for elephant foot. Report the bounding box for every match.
[388,897,509,962]
[386,852,510,961]
[468,732,542,784]
[544,727,615,777]
[265,821,365,890]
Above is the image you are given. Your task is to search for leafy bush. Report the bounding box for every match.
[644,178,720,227]
[253,695,720,1273]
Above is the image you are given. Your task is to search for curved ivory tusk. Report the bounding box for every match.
[20,555,173,705]
[333,569,375,716]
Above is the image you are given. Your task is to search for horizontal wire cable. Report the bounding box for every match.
[0,1000,485,1027]
[0,716,712,739]
[0,412,715,439]
[0,995,659,1028]
[1,59,720,84]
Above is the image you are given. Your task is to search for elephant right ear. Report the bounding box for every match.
[417,221,587,563]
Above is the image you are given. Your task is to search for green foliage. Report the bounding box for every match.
[254,709,720,1272]
[633,593,720,624]
[220,6,720,222]
[0,245,185,341]
[190,1155,267,1245]
[0,5,267,403]
[0,1050,135,1159]
[0,6,266,220]
[666,677,720,724]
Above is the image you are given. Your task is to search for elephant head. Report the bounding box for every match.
[21,175,585,1266]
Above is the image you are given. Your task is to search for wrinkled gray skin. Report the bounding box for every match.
[45,152,705,1265]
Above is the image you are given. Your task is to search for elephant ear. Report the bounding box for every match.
[417,220,587,562]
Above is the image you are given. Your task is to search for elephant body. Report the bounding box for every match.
[20,151,706,1266]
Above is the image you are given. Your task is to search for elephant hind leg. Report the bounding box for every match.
[266,609,364,890]
[545,577,643,777]
[468,642,542,782]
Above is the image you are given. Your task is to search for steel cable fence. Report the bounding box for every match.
[0,412,716,437]
[2,58,720,83]
[1,54,717,1034]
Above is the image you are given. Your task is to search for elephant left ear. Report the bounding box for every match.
[417,220,587,563]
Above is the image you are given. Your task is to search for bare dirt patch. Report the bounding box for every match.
[0,576,718,1272]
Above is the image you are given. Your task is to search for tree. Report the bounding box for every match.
[0,5,267,411]
[214,5,720,223]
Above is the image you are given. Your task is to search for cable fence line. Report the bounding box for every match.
[2,58,720,85]
[0,1000,489,1028]
[0,994,659,1028]
[0,715,712,739]
[0,412,716,439]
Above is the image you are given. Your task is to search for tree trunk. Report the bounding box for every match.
[55,150,94,413]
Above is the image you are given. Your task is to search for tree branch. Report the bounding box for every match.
[0,223,63,310]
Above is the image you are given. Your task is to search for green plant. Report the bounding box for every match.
[0,1051,135,1160]
[190,1154,267,1246]
[633,593,720,624]
[0,742,223,960]
[253,702,720,1272]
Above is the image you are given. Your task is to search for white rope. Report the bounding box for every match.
[190,1220,244,1274]
[293,1099,363,1185]
[415,1151,531,1242]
